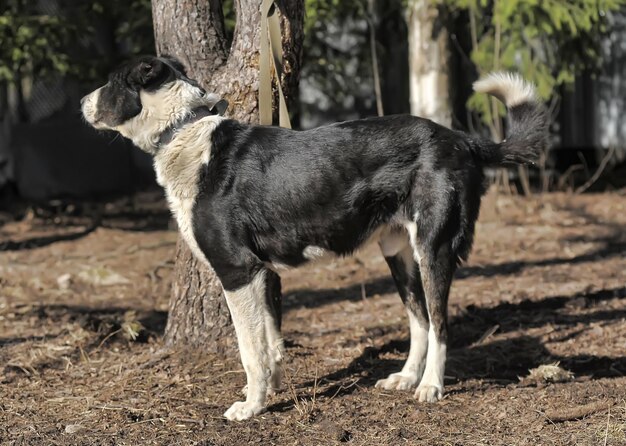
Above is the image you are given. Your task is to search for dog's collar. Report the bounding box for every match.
[157,106,216,148]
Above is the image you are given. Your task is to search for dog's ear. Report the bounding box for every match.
[161,55,187,76]
[128,58,166,89]
[212,99,229,116]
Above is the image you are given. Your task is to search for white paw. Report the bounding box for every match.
[375,372,418,391]
[224,401,266,421]
[414,384,443,402]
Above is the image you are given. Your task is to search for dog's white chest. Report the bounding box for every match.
[166,194,209,264]
[153,137,212,265]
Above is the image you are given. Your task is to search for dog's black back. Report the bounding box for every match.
[193,115,489,288]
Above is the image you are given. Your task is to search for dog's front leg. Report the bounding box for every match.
[240,269,284,397]
[222,269,272,421]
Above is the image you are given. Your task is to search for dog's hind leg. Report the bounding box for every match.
[375,233,429,391]
[411,234,456,403]
[222,268,273,421]
[264,270,284,394]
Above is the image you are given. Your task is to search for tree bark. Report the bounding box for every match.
[151,0,304,352]
[407,0,451,126]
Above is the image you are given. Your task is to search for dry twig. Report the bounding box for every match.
[575,146,616,194]
[471,324,499,347]
[544,399,613,423]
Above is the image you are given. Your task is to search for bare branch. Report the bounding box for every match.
[575,146,616,194]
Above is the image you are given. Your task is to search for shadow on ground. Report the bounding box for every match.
[287,284,626,406]
[0,207,170,252]
[0,223,98,251]
[0,304,167,349]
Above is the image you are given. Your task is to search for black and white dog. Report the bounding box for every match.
[82,56,547,420]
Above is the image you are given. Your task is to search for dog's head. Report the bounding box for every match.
[81,56,227,153]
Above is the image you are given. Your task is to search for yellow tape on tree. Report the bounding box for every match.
[259,0,291,128]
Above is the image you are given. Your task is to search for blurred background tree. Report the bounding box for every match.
[0,0,72,83]
[439,0,625,192]
[0,0,155,200]
[0,0,153,121]
[301,0,412,126]
[440,0,625,135]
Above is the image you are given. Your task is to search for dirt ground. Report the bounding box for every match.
[1,190,625,446]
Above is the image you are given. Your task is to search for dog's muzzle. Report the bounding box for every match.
[81,88,102,128]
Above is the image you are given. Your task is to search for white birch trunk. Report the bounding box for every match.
[407,0,451,127]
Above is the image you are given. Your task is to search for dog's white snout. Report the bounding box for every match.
[81,89,101,126]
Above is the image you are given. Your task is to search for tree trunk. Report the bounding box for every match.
[151,0,304,352]
[407,0,451,127]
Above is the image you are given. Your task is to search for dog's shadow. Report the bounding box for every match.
[271,285,626,411]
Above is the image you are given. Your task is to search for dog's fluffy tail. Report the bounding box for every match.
[471,72,548,166]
